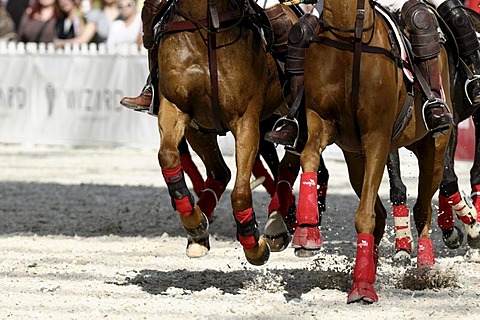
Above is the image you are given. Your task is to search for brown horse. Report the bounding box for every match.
[296,0,451,303]
[155,1,299,265]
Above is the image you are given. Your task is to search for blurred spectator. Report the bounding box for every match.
[55,0,118,46]
[16,0,62,43]
[56,0,85,39]
[6,0,30,31]
[106,0,141,48]
[0,2,15,41]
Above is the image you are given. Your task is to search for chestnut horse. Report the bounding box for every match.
[387,7,480,259]
[297,0,451,303]
[156,0,300,265]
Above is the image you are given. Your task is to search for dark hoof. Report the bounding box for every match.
[264,211,291,252]
[442,226,464,249]
[393,250,412,266]
[264,233,291,252]
[467,234,480,249]
[294,247,320,258]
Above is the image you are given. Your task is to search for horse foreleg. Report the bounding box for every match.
[294,110,331,257]
[158,98,209,258]
[344,129,392,304]
[386,151,414,259]
[231,116,270,266]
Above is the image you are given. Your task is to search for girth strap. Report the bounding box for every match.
[352,0,366,108]
[207,4,225,133]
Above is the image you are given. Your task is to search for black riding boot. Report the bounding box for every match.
[402,0,454,134]
[264,13,318,150]
[438,0,480,107]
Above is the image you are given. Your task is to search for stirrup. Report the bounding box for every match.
[464,75,480,106]
[136,83,156,116]
[421,97,452,133]
[269,115,300,148]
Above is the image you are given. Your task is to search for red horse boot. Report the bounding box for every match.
[417,238,435,269]
[393,204,414,258]
[196,178,226,222]
[180,153,205,197]
[292,172,322,256]
[438,194,464,249]
[446,191,480,248]
[347,233,378,304]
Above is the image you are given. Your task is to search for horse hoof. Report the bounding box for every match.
[347,281,378,304]
[442,226,464,249]
[291,225,322,250]
[294,247,320,258]
[393,250,412,265]
[467,234,480,249]
[264,211,291,252]
[464,248,480,262]
[183,212,210,258]
[186,235,210,258]
[265,233,291,252]
[245,236,270,266]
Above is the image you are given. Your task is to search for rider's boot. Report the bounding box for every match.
[437,0,480,107]
[120,48,157,110]
[264,13,319,149]
[264,4,293,61]
[402,0,454,134]
[120,0,163,110]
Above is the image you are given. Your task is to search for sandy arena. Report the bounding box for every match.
[1,143,480,319]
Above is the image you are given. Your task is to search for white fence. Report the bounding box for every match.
[0,42,161,148]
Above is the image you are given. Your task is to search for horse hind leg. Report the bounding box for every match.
[264,151,300,252]
[386,151,414,262]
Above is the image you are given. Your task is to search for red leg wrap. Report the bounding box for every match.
[447,191,475,225]
[393,204,412,253]
[291,172,322,249]
[347,233,378,303]
[471,185,480,222]
[252,158,276,197]
[197,178,225,221]
[234,208,258,250]
[297,172,319,225]
[162,165,193,216]
[180,153,204,197]
[438,194,454,231]
[417,238,435,269]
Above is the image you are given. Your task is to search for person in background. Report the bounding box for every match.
[55,0,118,46]
[6,0,30,31]
[56,0,85,39]
[106,0,141,48]
[0,2,15,41]
[16,0,62,43]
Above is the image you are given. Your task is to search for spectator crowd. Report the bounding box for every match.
[0,0,143,49]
